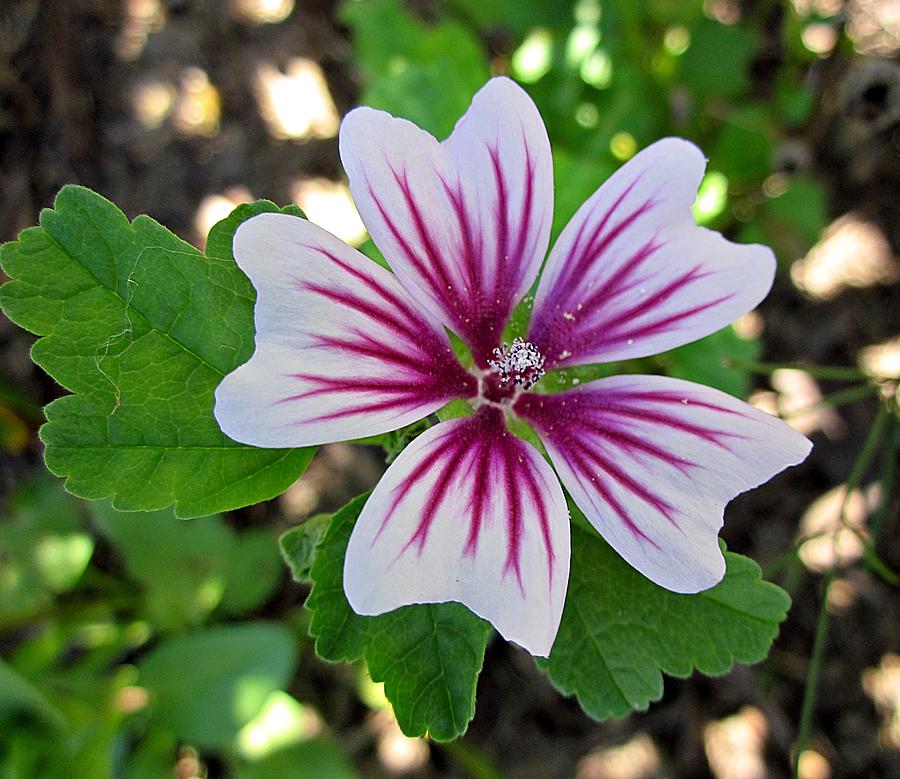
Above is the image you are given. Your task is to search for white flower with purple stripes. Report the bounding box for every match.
[214,78,811,657]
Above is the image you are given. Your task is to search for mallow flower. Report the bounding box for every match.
[214,77,811,657]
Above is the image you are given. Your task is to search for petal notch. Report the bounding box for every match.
[528,139,775,369]
[340,77,553,367]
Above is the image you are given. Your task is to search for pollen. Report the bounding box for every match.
[489,337,546,390]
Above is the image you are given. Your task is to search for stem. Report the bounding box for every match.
[845,404,889,496]
[861,546,900,586]
[780,383,876,419]
[0,594,139,633]
[792,406,888,777]
[763,545,799,580]
[440,738,506,779]
[725,359,867,382]
[869,412,897,543]
[840,402,898,583]
[792,569,834,779]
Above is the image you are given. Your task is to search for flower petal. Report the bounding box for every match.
[515,376,811,592]
[214,213,476,447]
[527,139,775,369]
[339,77,553,367]
[343,406,570,656]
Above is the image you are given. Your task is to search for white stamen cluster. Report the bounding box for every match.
[488,337,546,389]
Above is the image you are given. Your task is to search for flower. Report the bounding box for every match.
[214,78,811,657]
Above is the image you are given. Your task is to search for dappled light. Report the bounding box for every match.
[373,711,430,774]
[704,0,742,25]
[798,749,832,779]
[790,0,844,15]
[116,0,165,62]
[664,26,692,56]
[33,533,93,592]
[733,311,764,340]
[575,102,600,128]
[863,654,900,748]
[609,131,637,161]
[236,690,322,759]
[847,0,900,55]
[693,171,730,224]
[791,214,898,300]
[172,67,221,138]
[802,23,840,57]
[254,58,340,141]
[797,483,879,572]
[230,0,295,26]
[581,47,613,89]
[704,706,768,779]
[771,369,844,438]
[291,178,367,245]
[115,685,149,715]
[566,22,600,69]
[175,746,204,779]
[511,28,553,84]
[826,576,859,614]
[747,369,845,438]
[575,734,660,779]
[131,79,176,130]
[858,336,900,384]
[194,187,255,247]
[280,443,379,520]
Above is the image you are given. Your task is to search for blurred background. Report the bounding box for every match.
[1,0,899,777]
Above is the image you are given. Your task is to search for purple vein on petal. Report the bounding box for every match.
[514,384,760,544]
[374,406,557,592]
[272,239,476,427]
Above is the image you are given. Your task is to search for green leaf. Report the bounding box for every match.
[233,738,359,779]
[542,511,791,720]
[205,202,305,263]
[709,106,774,184]
[138,622,296,748]
[219,529,283,615]
[551,150,616,242]
[121,729,180,779]
[762,176,829,249]
[448,0,571,36]
[306,494,492,741]
[661,325,761,398]
[0,187,314,517]
[364,603,491,741]
[1,475,93,618]
[305,496,372,663]
[679,17,755,98]
[0,659,66,730]
[90,501,282,626]
[341,0,490,138]
[279,514,331,583]
[90,502,233,630]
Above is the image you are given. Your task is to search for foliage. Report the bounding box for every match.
[0,189,314,518]
[542,509,791,719]
[136,622,296,747]
[300,495,493,741]
[294,494,790,735]
[1,0,867,772]
[0,477,349,778]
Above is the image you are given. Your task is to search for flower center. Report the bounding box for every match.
[481,338,546,403]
